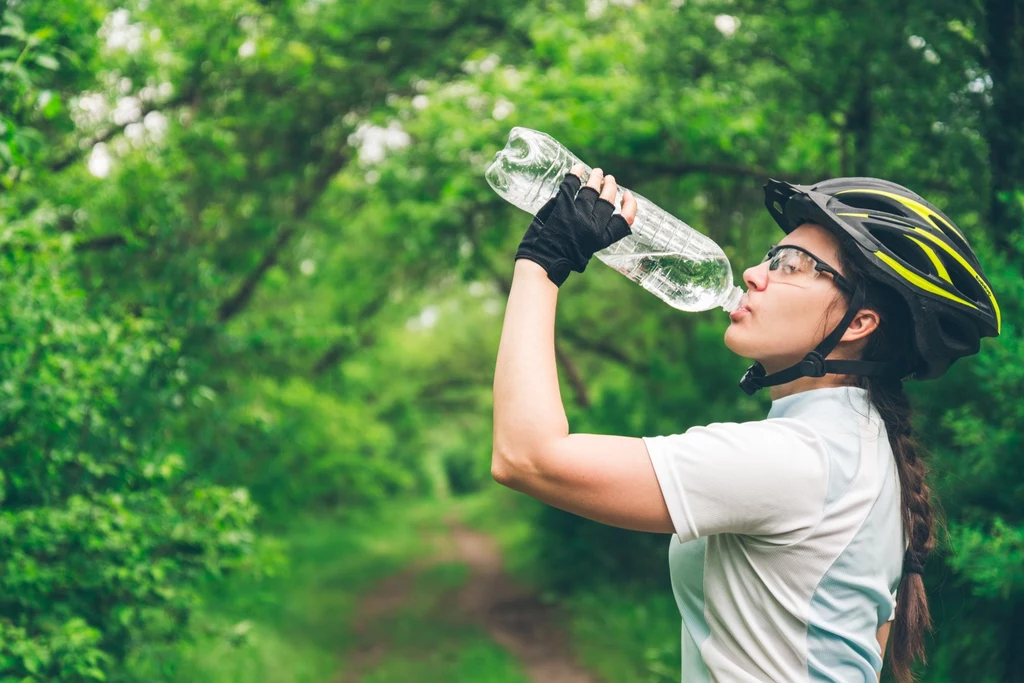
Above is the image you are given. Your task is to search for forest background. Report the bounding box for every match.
[1,0,1022,680]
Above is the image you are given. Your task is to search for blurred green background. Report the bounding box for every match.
[1,0,1022,680]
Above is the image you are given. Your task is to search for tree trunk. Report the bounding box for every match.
[983,0,1024,252]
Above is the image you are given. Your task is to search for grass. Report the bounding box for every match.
[565,584,681,683]
[121,615,337,683]
[360,639,529,683]
[119,495,531,683]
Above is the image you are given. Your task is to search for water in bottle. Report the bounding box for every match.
[485,127,744,313]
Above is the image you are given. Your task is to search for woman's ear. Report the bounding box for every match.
[841,308,881,343]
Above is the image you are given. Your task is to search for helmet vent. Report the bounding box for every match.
[874,230,932,273]
[944,259,987,306]
[928,215,976,259]
[938,313,978,349]
[842,194,911,216]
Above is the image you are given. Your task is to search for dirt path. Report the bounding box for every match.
[444,515,602,683]
[340,563,424,682]
[339,513,603,683]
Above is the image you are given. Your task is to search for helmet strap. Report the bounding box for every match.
[739,283,898,395]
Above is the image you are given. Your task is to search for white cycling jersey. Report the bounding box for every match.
[642,385,904,682]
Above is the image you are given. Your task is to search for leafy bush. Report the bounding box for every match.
[0,227,258,680]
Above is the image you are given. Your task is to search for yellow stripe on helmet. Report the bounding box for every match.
[875,252,979,311]
[834,188,966,240]
[907,227,1001,333]
[835,210,1000,334]
[837,211,951,284]
[906,236,952,283]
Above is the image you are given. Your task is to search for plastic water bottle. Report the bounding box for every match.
[485,127,744,313]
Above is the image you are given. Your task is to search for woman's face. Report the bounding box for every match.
[724,222,850,373]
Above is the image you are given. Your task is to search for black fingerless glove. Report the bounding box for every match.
[515,172,633,287]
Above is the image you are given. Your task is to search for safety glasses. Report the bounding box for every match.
[761,245,853,293]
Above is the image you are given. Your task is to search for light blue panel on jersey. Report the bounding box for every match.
[807,470,902,680]
[668,535,711,683]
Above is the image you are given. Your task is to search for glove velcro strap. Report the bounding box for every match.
[514,253,574,287]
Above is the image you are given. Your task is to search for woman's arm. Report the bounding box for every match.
[490,169,673,534]
[491,258,569,472]
[876,621,890,680]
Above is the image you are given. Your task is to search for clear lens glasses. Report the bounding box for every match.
[762,246,825,285]
[759,245,853,292]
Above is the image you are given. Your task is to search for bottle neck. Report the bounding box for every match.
[721,285,744,313]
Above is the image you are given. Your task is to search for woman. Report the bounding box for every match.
[491,164,1001,682]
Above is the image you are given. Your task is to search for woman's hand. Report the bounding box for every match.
[515,164,639,287]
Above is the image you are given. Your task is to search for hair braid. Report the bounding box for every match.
[834,239,937,682]
[862,375,934,683]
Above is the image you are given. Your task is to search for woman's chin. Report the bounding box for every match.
[723,324,751,356]
[723,330,769,365]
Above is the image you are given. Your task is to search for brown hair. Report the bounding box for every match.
[832,241,936,682]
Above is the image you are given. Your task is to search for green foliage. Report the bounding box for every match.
[947,517,1024,599]
[0,618,106,682]
[1,0,1023,679]
[0,3,103,180]
[0,5,261,680]
[0,237,259,680]
[0,488,257,680]
[194,377,409,514]
[359,639,530,683]
[567,585,680,683]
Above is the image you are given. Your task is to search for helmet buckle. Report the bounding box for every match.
[799,351,827,378]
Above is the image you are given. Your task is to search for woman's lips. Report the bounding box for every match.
[729,305,751,321]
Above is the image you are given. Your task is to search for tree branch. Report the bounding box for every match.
[558,325,649,375]
[48,92,193,174]
[416,374,493,403]
[747,46,835,120]
[216,147,351,324]
[345,10,534,53]
[491,268,648,374]
[314,331,376,376]
[311,291,390,376]
[554,340,590,410]
[75,234,129,252]
[216,225,297,324]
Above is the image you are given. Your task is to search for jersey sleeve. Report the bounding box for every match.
[642,418,829,544]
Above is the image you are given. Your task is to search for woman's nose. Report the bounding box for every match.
[743,261,769,292]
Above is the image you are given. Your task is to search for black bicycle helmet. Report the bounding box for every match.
[740,176,1001,395]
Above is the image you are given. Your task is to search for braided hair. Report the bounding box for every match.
[833,242,936,682]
